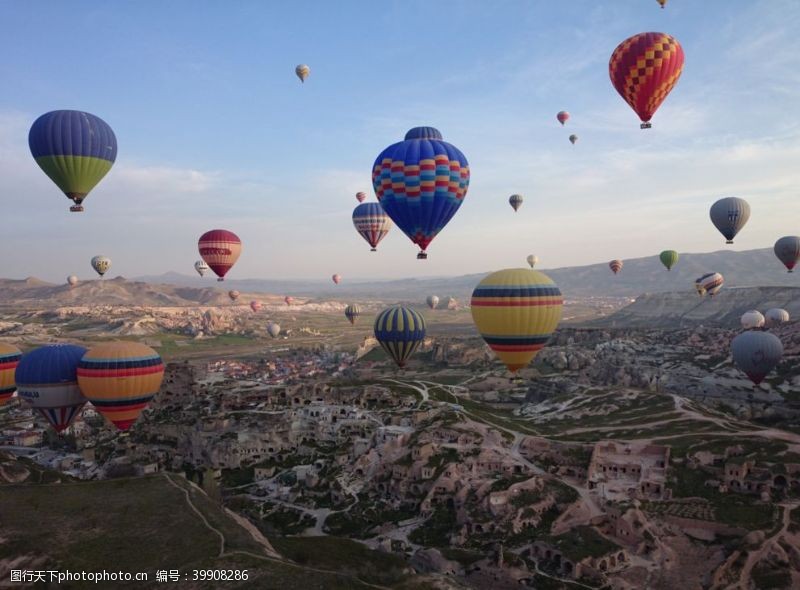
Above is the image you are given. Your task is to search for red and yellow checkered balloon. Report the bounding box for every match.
[609,32,684,128]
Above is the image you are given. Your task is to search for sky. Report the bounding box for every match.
[1,0,799,283]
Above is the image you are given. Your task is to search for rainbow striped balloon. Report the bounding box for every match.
[374,306,426,367]
[77,342,165,431]
[0,343,22,405]
[352,203,392,251]
[471,269,563,373]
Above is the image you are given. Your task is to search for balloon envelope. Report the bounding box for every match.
[471,268,563,373]
[710,197,750,244]
[557,111,570,125]
[356,191,366,203]
[228,290,240,302]
[332,274,341,284]
[77,342,164,431]
[91,256,111,277]
[426,295,440,310]
[609,32,684,128]
[509,194,523,212]
[345,304,361,325]
[284,296,294,306]
[374,306,426,367]
[740,310,765,330]
[765,308,790,327]
[659,250,679,271]
[352,203,392,251]
[372,127,469,258]
[731,331,783,385]
[250,300,262,312]
[15,344,88,432]
[609,260,623,275]
[198,229,241,281]
[696,272,724,297]
[28,110,117,211]
[568,134,578,145]
[0,343,21,406]
[267,323,281,338]
[295,64,310,82]
[774,236,800,272]
[194,260,209,277]
[526,255,539,268]
[67,275,79,286]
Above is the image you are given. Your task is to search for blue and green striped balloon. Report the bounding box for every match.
[29,110,117,212]
[373,306,426,367]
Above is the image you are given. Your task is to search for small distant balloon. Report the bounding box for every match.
[426,295,440,310]
[774,236,800,273]
[250,300,262,312]
[740,310,765,330]
[228,290,240,302]
[656,0,667,7]
[67,275,79,287]
[509,194,524,212]
[267,322,281,338]
[731,331,783,385]
[352,202,392,251]
[295,64,310,83]
[659,250,679,271]
[765,308,790,327]
[557,111,570,125]
[609,260,623,275]
[284,296,294,306]
[696,272,724,297]
[710,197,750,244]
[356,191,367,203]
[344,304,361,325]
[526,255,539,269]
[332,274,341,285]
[198,229,242,281]
[195,260,210,277]
[568,134,578,145]
[91,256,111,278]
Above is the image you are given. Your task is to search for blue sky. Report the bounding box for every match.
[1,0,798,282]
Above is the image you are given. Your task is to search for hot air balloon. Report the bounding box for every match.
[356,191,367,203]
[28,110,117,212]
[774,236,800,273]
[609,260,623,275]
[426,295,440,310]
[250,300,262,312]
[228,290,240,302]
[332,274,341,285]
[765,308,790,327]
[609,32,684,129]
[373,127,469,259]
[0,343,21,406]
[267,322,281,338]
[710,198,750,244]
[344,304,361,325]
[509,194,524,212]
[741,310,765,330]
[659,250,679,271]
[295,64,310,83]
[67,275,79,287]
[374,306,426,367]
[731,331,783,385]
[556,111,570,125]
[568,134,578,145]
[195,260,210,277]
[352,202,392,251]
[526,255,539,269]
[284,296,294,306]
[446,296,459,310]
[77,342,164,431]
[15,344,88,432]
[91,255,111,278]
[198,229,241,281]
[694,282,706,297]
[471,268,563,373]
[696,272,724,297]
[656,0,667,7]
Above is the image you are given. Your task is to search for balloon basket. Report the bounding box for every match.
[69,205,84,212]
[370,248,377,252]
[726,240,734,245]
[417,252,428,260]
[640,122,652,129]
[217,278,224,282]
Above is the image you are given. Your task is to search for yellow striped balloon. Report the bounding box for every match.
[77,342,165,431]
[373,306,426,367]
[0,343,22,405]
[471,268,563,373]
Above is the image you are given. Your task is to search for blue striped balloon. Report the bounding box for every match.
[373,306,426,367]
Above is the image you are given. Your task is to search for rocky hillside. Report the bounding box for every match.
[592,286,800,328]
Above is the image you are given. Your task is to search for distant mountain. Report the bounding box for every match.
[594,285,800,329]
[135,248,798,301]
[0,276,283,308]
